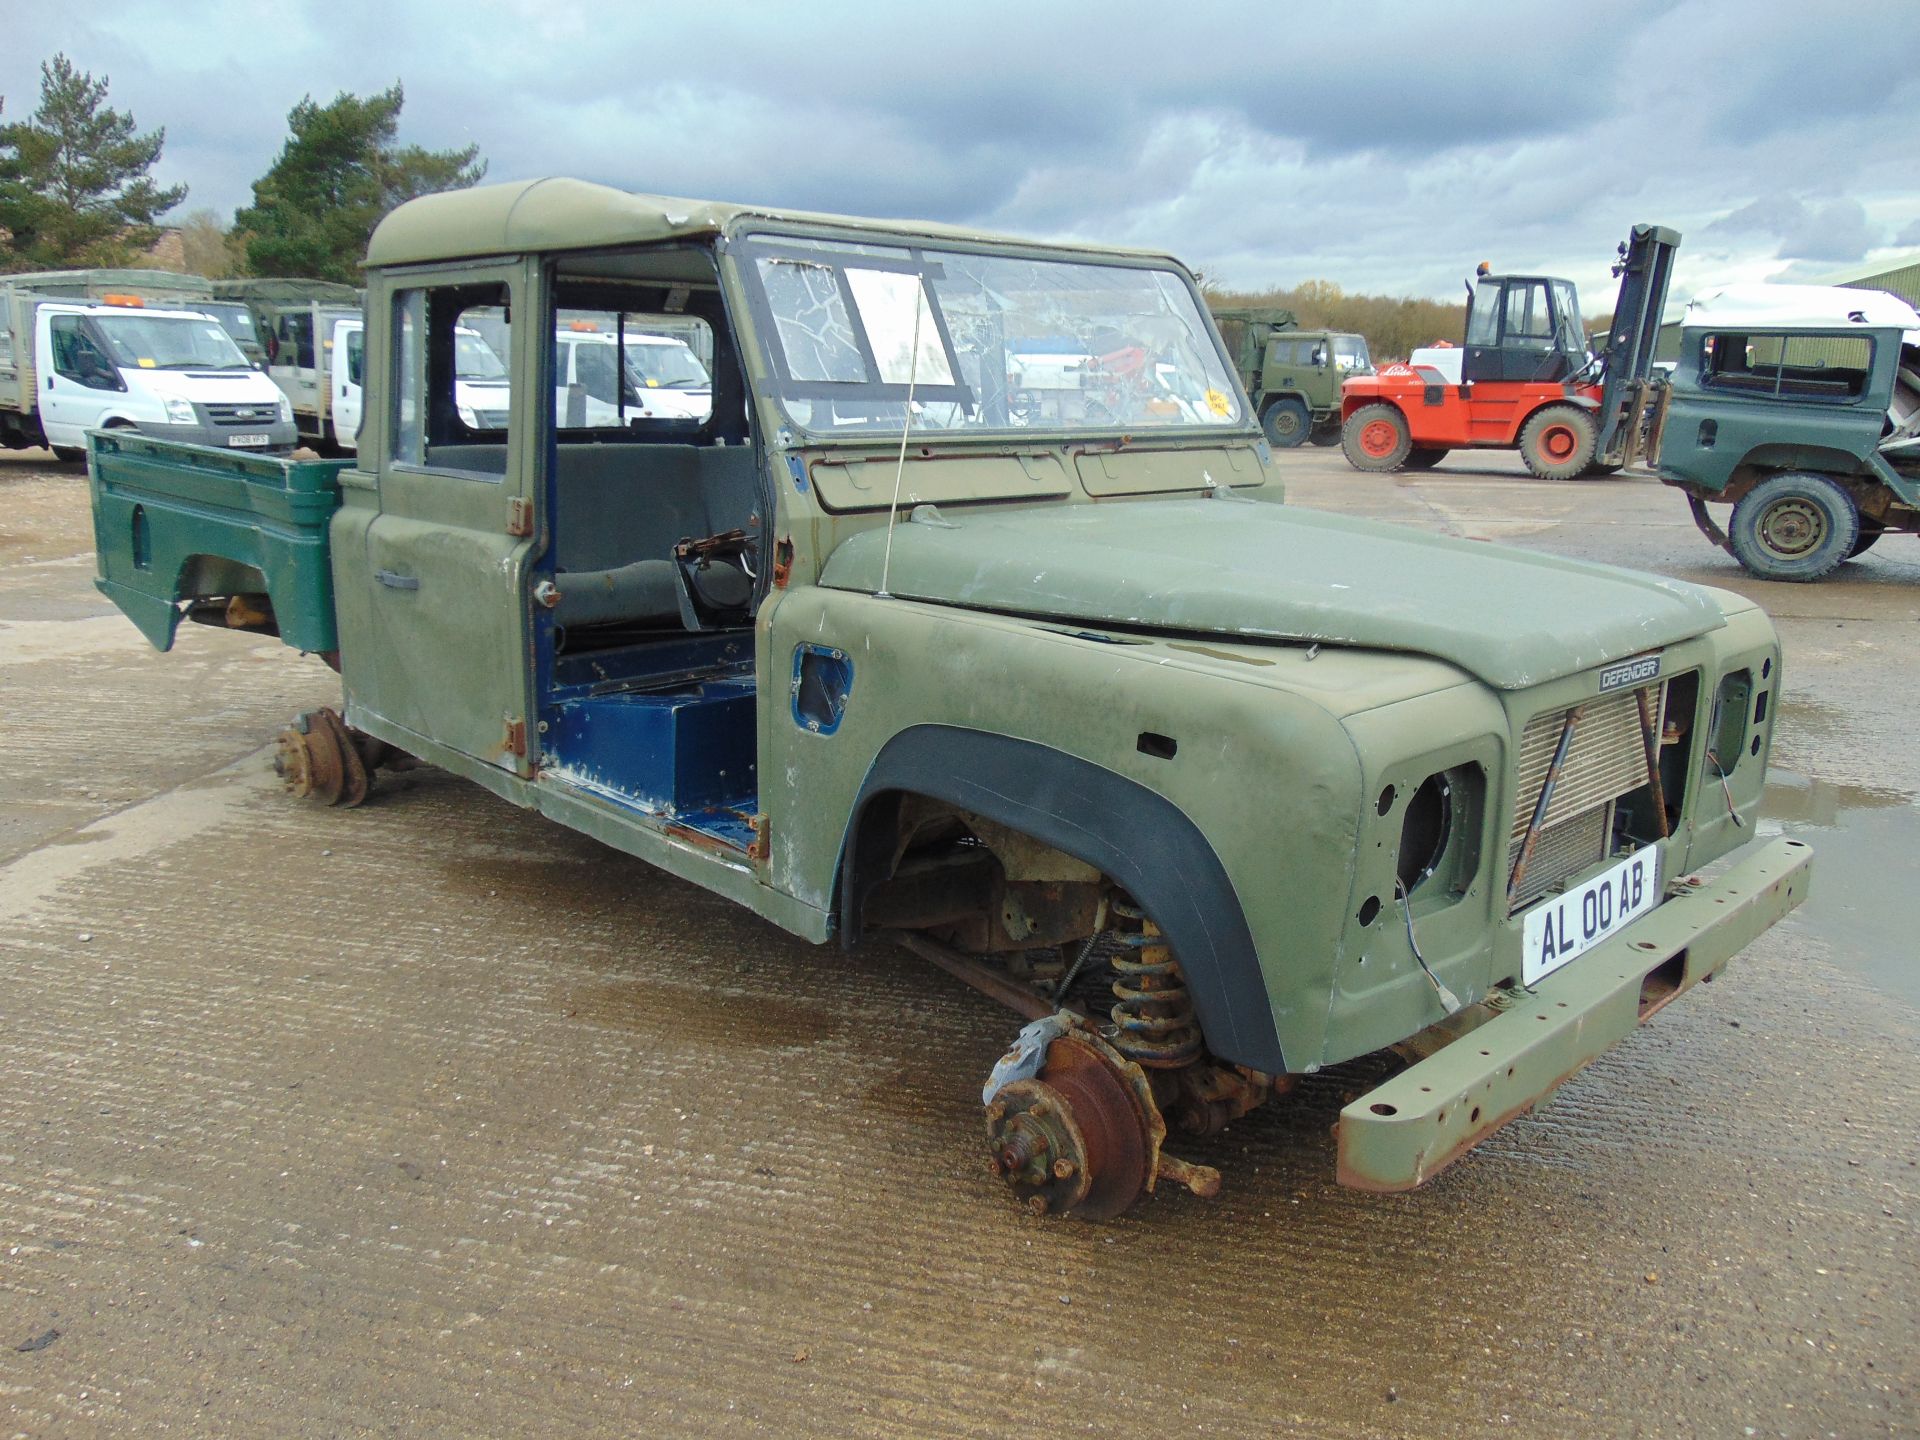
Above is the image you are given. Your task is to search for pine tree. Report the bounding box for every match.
[235,84,485,283]
[0,54,186,270]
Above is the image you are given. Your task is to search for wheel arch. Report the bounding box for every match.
[837,724,1287,1073]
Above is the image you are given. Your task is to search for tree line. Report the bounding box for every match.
[0,54,482,284]
[1205,278,1468,363]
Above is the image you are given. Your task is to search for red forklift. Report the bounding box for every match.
[1339,224,1680,478]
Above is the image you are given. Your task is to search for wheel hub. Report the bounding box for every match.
[1541,425,1578,461]
[273,708,373,807]
[1758,498,1825,557]
[984,1028,1163,1220]
[1360,420,1397,456]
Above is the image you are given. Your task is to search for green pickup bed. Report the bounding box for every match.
[88,430,348,654]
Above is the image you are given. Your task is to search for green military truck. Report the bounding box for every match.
[85,178,1808,1220]
[1211,306,1372,447]
[1656,284,1920,580]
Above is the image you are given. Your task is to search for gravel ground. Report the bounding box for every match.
[1,446,1913,1438]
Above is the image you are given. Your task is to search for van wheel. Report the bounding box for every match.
[1518,405,1598,480]
[1729,472,1859,582]
[50,446,85,464]
[1342,404,1412,472]
[1261,396,1311,447]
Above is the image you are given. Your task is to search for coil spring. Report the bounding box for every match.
[1108,900,1202,1069]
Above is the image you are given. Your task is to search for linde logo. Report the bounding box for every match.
[1599,655,1662,692]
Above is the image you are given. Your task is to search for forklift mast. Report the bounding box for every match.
[1593,224,1682,464]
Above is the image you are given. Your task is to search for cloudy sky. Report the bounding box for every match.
[6,0,1918,308]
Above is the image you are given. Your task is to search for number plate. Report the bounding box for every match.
[227,433,271,447]
[1521,848,1660,985]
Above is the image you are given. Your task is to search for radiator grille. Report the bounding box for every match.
[203,402,279,426]
[1507,682,1663,910]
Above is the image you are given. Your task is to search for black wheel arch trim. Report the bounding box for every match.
[838,724,1286,1074]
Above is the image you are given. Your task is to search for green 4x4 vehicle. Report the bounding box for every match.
[1211,307,1371,447]
[86,178,1808,1220]
[1660,284,1920,581]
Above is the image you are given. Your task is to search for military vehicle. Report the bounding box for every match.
[1341,225,1678,478]
[83,178,1808,1220]
[211,279,368,449]
[1655,284,1919,580]
[1212,306,1371,447]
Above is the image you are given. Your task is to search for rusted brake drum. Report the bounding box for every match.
[985,1026,1168,1221]
[274,707,386,807]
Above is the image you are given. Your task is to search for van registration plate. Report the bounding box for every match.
[228,433,271,448]
[1521,848,1660,984]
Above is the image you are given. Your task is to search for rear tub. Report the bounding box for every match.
[87,428,347,654]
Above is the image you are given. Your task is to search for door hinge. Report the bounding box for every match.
[503,716,527,758]
[748,813,770,862]
[506,496,534,537]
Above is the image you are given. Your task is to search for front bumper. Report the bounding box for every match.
[1337,836,1812,1192]
[132,418,299,454]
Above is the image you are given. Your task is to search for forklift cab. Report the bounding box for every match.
[1462,275,1588,385]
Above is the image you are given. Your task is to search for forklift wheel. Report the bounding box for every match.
[1728,472,1860,582]
[1518,405,1598,481]
[1404,448,1449,470]
[1342,404,1412,472]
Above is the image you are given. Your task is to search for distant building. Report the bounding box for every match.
[1814,250,1920,308]
[145,227,186,271]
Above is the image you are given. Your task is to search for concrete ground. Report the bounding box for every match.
[1,445,1913,1439]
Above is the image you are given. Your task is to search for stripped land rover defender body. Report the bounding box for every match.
[86,178,1810,1219]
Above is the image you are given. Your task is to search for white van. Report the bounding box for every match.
[554,325,713,427]
[327,317,509,451]
[0,290,295,458]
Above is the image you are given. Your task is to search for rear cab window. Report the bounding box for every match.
[1699,332,1873,402]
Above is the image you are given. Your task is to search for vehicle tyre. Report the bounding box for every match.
[50,446,85,464]
[1582,460,1623,477]
[1728,471,1860,582]
[1309,419,1341,446]
[1261,396,1312,448]
[1404,447,1449,470]
[1848,517,1884,559]
[1518,404,1598,480]
[1342,404,1412,472]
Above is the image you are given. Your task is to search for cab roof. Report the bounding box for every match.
[366,176,1181,271]
[1681,283,1920,333]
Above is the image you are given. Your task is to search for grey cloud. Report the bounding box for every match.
[1774,198,1880,263]
[6,0,1920,301]
[1706,195,1882,264]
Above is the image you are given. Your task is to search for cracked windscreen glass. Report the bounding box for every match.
[746,235,1242,436]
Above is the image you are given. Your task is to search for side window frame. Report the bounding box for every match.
[384,263,523,484]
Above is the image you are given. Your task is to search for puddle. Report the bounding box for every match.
[1759,770,1919,1007]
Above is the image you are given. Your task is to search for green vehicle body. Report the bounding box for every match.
[1658,312,1920,579]
[1211,306,1372,447]
[85,177,1809,1208]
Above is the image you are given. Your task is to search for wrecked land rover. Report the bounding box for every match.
[86,178,1811,1220]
